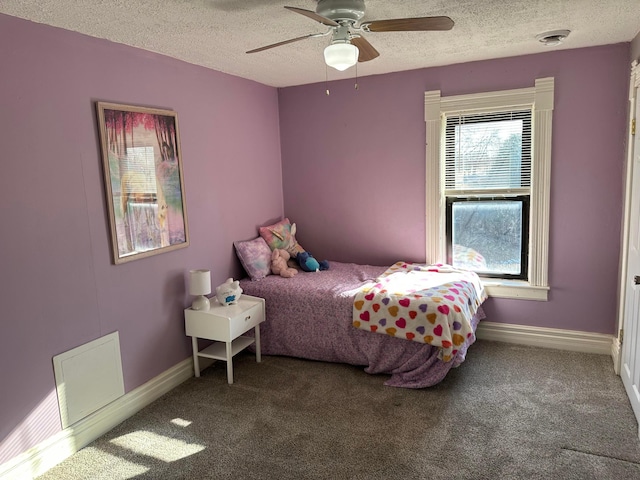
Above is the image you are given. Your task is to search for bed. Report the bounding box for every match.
[238,260,486,388]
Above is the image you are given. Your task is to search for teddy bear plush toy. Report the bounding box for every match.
[271,249,298,278]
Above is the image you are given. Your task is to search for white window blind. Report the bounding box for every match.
[444,110,532,195]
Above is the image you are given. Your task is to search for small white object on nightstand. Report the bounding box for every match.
[184,294,265,384]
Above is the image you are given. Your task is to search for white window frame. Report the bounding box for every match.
[425,78,554,301]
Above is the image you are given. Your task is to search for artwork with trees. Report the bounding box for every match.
[96,102,189,264]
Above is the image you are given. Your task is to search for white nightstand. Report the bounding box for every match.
[184,294,265,384]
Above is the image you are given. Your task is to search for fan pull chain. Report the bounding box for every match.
[355,61,359,90]
[325,63,330,96]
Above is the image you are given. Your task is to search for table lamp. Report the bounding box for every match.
[189,269,211,311]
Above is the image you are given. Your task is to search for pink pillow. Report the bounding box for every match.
[234,237,272,280]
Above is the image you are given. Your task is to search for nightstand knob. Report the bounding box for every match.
[245,315,251,321]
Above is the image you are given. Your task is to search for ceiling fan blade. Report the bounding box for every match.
[284,6,339,27]
[246,34,316,54]
[361,16,454,33]
[351,36,380,62]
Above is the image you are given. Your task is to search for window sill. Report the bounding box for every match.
[481,279,549,301]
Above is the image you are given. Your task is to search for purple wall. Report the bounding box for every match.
[0,14,283,465]
[279,44,630,335]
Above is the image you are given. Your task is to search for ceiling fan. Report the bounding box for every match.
[246,0,454,71]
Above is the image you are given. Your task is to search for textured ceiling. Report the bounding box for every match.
[2,0,639,88]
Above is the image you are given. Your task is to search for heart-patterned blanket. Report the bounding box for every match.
[352,262,487,362]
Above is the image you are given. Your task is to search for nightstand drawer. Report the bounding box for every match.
[229,301,263,339]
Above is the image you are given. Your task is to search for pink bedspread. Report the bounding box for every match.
[238,261,485,388]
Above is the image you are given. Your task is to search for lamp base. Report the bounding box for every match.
[192,295,210,311]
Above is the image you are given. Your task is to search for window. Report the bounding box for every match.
[425,78,554,300]
[447,196,530,279]
[445,110,531,279]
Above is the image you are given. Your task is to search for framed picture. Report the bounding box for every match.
[96,102,189,264]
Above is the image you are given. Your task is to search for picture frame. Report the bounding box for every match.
[96,102,189,264]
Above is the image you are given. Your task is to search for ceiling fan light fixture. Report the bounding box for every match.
[324,42,359,71]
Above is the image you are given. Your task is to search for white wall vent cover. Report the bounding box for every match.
[53,331,125,429]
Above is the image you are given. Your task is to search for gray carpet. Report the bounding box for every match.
[37,340,640,479]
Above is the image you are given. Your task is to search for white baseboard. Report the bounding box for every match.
[476,321,615,356]
[0,358,193,480]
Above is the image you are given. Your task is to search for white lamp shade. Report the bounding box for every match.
[324,43,359,71]
[189,269,211,296]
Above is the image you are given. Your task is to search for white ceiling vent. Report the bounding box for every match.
[536,30,571,47]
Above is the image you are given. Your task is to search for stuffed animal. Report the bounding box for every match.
[282,223,305,258]
[297,252,330,272]
[215,278,243,306]
[271,249,298,278]
[260,219,305,259]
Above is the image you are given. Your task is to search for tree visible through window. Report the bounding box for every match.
[448,197,529,277]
